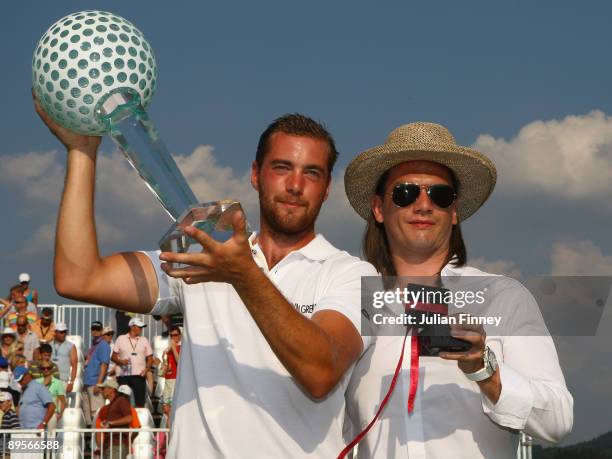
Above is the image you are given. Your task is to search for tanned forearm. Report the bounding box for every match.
[233,264,358,398]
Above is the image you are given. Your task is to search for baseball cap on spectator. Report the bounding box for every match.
[55,323,68,332]
[97,379,119,390]
[0,372,9,388]
[19,273,31,283]
[1,328,15,337]
[128,317,147,328]
[91,321,103,330]
[102,326,114,335]
[0,357,8,369]
[0,391,12,402]
[41,308,53,318]
[13,366,29,382]
[118,384,133,397]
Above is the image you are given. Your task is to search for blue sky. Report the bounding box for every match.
[1,1,612,446]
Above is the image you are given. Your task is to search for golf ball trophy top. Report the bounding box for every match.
[33,11,249,259]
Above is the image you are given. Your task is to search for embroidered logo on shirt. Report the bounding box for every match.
[293,303,316,314]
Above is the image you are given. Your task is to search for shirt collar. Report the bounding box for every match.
[249,232,339,264]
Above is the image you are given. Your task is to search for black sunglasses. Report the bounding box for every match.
[41,367,52,371]
[390,183,456,209]
[169,333,180,337]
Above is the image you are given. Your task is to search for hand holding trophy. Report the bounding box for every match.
[32,10,249,262]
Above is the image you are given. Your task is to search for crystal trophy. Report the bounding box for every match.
[32,10,250,259]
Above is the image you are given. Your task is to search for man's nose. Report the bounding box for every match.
[286,171,305,195]
[412,187,433,213]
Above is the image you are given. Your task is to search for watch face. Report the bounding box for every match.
[485,347,498,372]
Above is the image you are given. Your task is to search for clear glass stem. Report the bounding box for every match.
[96,89,198,220]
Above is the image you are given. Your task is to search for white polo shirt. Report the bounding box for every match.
[345,264,573,459]
[144,233,377,458]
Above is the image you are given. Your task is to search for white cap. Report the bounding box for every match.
[1,327,16,336]
[18,273,30,283]
[0,372,10,389]
[102,325,114,335]
[118,384,133,396]
[55,322,68,332]
[0,391,12,402]
[128,317,147,328]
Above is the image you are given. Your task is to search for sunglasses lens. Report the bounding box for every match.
[391,184,420,207]
[428,185,456,208]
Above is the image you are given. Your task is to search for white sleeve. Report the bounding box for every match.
[315,259,379,352]
[481,283,573,443]
[141,250,183,316]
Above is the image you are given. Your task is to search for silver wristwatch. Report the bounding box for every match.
[465,346,498,382]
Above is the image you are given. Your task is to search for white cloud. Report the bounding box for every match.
[316,169,365,253]
[473,111,612,199]
[468,257,522,278]
[550,240,612,275]
[0,150,64,205]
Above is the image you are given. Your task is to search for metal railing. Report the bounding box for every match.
[0,428,169,458]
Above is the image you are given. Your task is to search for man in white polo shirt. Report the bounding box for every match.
[37,104,376,458]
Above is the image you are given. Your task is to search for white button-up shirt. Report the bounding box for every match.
[345,264,573,459]
[145,233,377,458]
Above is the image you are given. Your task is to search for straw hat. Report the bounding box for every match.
[344,122,497,221]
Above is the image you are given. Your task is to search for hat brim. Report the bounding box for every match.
[344,142,497,221]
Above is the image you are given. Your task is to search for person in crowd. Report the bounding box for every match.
[0,366,20,407]
[18,273,38,307]
[29,343,60,378]
[101,326,117,377]
[161,325,181,428]
[0,391,20,457]
[15,314,39,361]
[4,295,37,329]
[0,285,37,319]
[343,121,573,457]
[156,314,183,338]
[10,354,27,371]
[117,384,141,438]
[13,366,55,429]
[82,320,110,427]
[36,362,66,429]
[30,308,56,343]
[112,318,153,408]
[50,322,78,392]
[0,328,18,361]
[95,379,133,459]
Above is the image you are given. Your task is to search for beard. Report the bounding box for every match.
[258,191,324,237]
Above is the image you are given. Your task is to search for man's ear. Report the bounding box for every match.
[371,195,384,223]
[250,161,259,191]
[452,206,458,225]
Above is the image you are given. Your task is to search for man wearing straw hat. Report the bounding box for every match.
[343,122,573,458]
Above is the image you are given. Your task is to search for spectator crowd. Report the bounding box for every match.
[0,273,182,457]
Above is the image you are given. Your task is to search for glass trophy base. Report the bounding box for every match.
[159,200,251,267]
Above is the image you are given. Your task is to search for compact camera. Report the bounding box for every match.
[404,283,471,356]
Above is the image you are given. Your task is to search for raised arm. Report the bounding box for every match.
[34,95,158,313]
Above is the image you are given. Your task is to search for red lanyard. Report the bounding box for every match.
[337,328,412,459]
[338,300,448,458]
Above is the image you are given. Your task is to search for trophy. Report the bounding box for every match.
[32,10,249,260]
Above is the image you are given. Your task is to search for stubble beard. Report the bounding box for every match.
[259,193,323,237]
